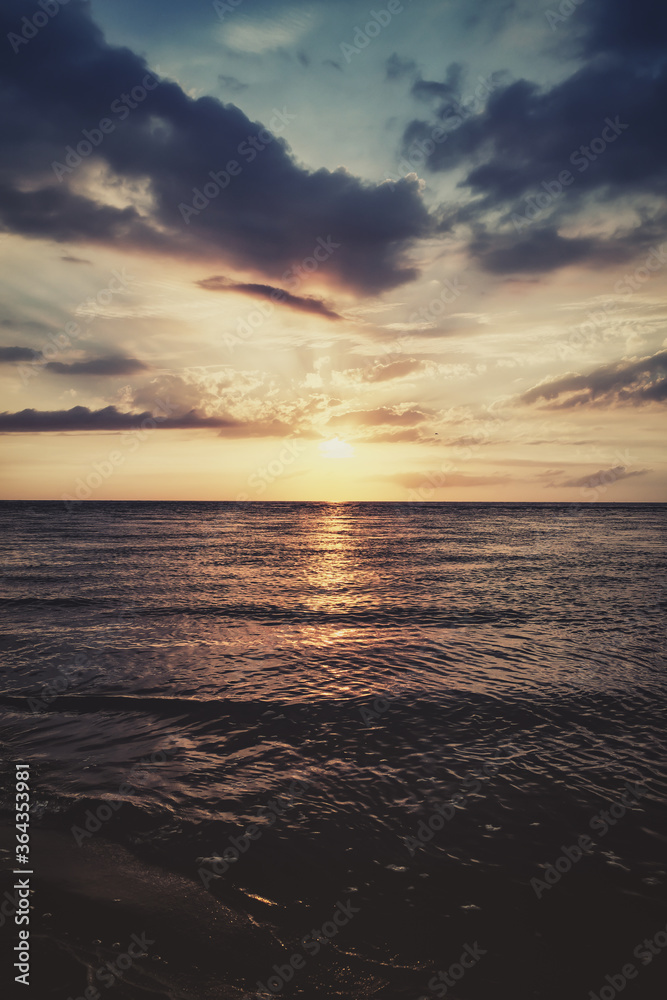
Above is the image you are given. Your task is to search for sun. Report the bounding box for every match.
[318,437,355,459]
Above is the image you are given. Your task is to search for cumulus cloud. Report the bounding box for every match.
[401,0,667,274]
[519,351,667,407]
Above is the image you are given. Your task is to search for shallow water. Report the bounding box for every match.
[1,501,666,998]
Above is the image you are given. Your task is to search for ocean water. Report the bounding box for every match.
[0,501,666,999]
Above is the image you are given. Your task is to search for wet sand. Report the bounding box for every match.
[4,819,667,1000]
[1,822,273,999]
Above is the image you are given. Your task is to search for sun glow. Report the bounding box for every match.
[318,437,355,459]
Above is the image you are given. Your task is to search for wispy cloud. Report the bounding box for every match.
[519,350,667,407]
[197,276,342,320]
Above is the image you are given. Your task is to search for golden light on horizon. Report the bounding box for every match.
[318,437,355,460]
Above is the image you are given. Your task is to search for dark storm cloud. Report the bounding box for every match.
[0,404,293,437]
[0,346,36,362]
[0,0,431,294]
[405,70,665,209]
[196,277,342,320]
[44,357,149,376]
[577,0,667,57]
[468,227,622,275]
[401,0,667,274]
[520,351,667,408]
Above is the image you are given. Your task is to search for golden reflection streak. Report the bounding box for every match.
[298,505,383,698]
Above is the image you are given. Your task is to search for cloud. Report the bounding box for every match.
[386,53,417,81]
[44,356,149,376]
[401,0,667,274]
[361,428,427,443]
[0,0,432,294]
[0,318,53,334]
[60,255,92,264]
[351,358,429,382]
[577,0,667,58]
[0,346,36,363]
[196,276,342,319]
[335,358,468,385]
[0,404,294,437]
[519,350,667,407]
[389,471,509,488]
[327,406,430,428]
[411,63,464,102]
[467,227,622,275]
[217,75,248,93]
[560,466,651,488]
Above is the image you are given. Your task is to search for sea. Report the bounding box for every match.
[0,501,665,999]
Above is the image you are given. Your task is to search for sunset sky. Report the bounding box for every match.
[1,0,665,502]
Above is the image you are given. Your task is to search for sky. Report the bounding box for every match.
[0,0,665,502]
